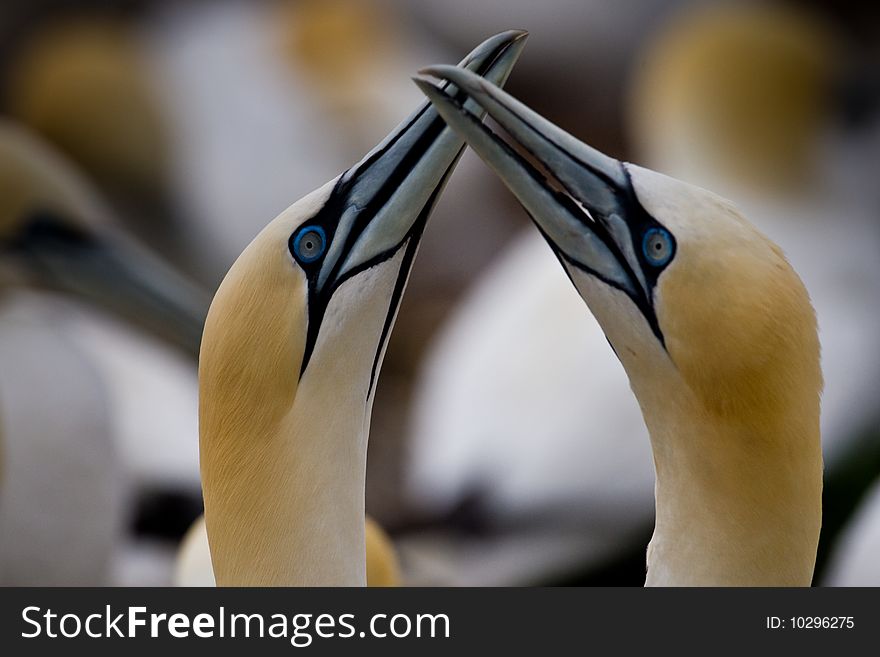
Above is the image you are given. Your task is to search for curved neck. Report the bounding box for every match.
[200,330,378,586]
[637,380,822,586]
[199,242,409,585]
[202,391,370,586]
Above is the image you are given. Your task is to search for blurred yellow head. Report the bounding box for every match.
[628,4,836,194]
[6,17,167,196]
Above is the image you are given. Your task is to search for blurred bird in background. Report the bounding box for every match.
[1,8,195,279]
[0,0,876,585]
[0,120,204,584]
[824,476,880,585]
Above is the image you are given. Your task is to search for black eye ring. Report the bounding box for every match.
[642,227,674,267]
[291,226,327,264]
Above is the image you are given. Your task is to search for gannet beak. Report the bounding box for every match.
[414,65,667,342]
[296,30,528,375]
[311,30,528,293]
[4,211,209,355]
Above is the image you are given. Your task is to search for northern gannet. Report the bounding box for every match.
[419,66,823,585]
[3,12,186,266]
[199,30,526,586]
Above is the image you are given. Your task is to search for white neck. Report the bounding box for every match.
[639,383,822,586]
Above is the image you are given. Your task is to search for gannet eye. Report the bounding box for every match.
[642,227,674,267]
[291,226,326,263]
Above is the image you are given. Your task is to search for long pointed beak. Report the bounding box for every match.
[294,30,528,379]
[5,211,209,355]
[311,30,528,293]
[414,65,668,341]
[302,30,528,380]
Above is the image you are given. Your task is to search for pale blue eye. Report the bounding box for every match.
[291,226,326,263]
[642,227,674,267]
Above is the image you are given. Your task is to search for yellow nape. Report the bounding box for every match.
[632,166,822,422]
[175,514,402,587]
[199,181,382,586]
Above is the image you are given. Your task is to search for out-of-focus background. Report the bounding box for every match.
[0,0,877,586]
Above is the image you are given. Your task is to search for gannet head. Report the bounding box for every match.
[419,67,824,585]
[198,31,527,585]
[200,29,527,421]
[417,66,821,428]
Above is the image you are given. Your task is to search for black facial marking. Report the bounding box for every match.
[618,168,676,281]
[365,158,457,397]
[291,103,441,381]
[4,210,93,252]
[2,210,101,282]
